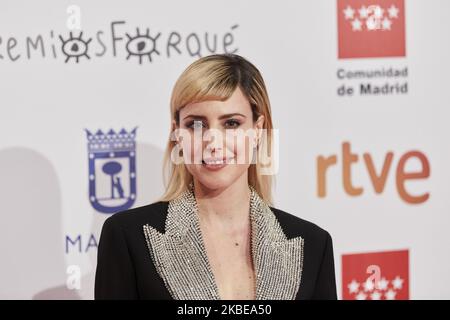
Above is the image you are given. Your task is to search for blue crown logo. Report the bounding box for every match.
[86,127,138,214]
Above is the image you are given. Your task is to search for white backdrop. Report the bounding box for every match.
[1,0,449,299]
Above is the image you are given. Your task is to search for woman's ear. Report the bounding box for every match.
[254,114,265,145]
[171,119,182,145]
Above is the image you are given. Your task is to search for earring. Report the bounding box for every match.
[176,142,183,156]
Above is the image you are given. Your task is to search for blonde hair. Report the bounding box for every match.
[158,53,275,204]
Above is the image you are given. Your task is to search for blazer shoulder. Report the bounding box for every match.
[269,206,331,242]
[103,201,169,234]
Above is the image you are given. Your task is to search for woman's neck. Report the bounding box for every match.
[193,174,251,228]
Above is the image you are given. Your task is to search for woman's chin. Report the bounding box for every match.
[197,180,229,191]
[189,163,249,192]
[194,176,235,192]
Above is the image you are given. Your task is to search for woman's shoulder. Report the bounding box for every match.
[269,206,332,243]
[102,201,169,234]
[100,202,333,245]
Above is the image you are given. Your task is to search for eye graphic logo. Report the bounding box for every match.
[86,128,137,214]
[337,0,406,59]
[59,31,92,63]
[125,27,161,64]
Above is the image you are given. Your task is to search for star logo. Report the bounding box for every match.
[342,250,409,300]
[337,0,406,58]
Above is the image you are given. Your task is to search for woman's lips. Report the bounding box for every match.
[202,157,235,171]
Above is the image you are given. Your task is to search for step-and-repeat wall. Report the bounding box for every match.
[1,0,449,299]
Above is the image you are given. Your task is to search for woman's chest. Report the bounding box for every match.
[202,229,256,300]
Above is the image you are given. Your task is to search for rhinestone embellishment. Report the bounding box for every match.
[143,182,304,300]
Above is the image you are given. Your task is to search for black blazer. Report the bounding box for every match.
[95,198,337,300]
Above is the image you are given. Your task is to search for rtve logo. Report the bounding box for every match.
[317,142,430,204]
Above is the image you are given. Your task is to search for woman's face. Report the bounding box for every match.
[174,86,264,191]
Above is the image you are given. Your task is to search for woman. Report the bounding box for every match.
[95,53,337,300]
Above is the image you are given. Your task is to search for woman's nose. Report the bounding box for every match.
[203,129,224,155]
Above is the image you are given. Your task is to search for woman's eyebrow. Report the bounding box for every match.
[182,113,246,121]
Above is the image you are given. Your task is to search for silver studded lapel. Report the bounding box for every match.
[143,183,304,300]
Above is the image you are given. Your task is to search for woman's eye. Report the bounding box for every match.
[225,119,241,128]
[187,120,206,129]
